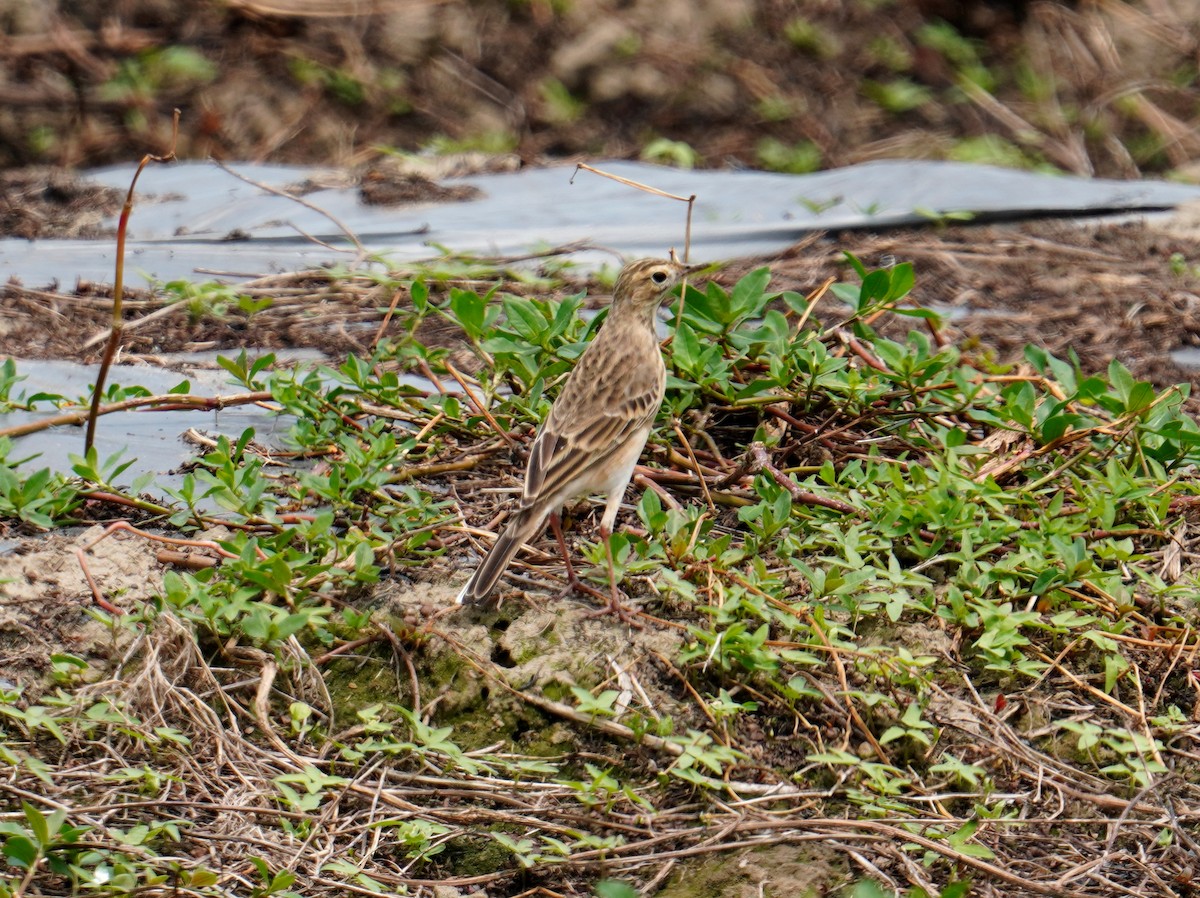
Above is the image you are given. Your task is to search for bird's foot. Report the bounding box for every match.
[582,591,644,628]
[557,573,643,627]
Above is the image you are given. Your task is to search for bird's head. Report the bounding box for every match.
[611,257,705,316]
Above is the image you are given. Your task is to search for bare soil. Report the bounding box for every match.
[0,525,156,690]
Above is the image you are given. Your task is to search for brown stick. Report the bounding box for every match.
[443,361,516,451]
[748,442,859,515]
[85,110,180,454]
[1,391,272,440]
[570,161,698,326]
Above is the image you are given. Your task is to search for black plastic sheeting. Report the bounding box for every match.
[4,159,1200,287]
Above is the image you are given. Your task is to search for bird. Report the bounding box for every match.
[456,256,698,621]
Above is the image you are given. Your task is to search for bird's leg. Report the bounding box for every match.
[584,523,643,628]
[551,512,608,603]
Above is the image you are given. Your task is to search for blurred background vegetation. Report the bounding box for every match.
[2,0,1198,178]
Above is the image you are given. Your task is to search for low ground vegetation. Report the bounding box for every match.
[2,254,1199,896]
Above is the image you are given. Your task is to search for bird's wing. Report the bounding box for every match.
[523,348,663,506]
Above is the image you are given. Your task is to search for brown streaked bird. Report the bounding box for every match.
[456,257,698,620]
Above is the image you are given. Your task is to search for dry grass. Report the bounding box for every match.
[5,596,1197,897]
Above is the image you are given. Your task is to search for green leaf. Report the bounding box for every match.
[596,881,638,898]
[672,322,701,374]
[843,252,869,280]
[410,279,429,313]
[449,288,486,340]
[728,266,772,322]
[3,834,38,868]
[22,803,49,845]
[886,262,914,300]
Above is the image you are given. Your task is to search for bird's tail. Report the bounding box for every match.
[456,505,547,605]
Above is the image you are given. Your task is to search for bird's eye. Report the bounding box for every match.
[651,271,668,284]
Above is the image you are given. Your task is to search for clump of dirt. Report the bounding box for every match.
[656,844,849,898]
[358,159,483,206]
[0,168,123,239]
[0,524,163,695]
[378,575,691,750]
